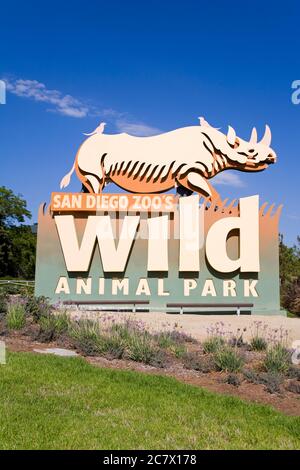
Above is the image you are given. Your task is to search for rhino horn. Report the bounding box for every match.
[249,127,257,144]
[260,125,272,147]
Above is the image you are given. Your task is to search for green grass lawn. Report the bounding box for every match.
[0,352,299,449]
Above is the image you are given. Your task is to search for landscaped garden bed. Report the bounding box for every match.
[1,291,300,417]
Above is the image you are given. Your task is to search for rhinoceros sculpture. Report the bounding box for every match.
[60,117,276,199]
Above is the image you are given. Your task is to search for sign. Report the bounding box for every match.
[35,118,283,314]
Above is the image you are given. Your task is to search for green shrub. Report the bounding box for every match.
[183,351,215,373]
[214,347,244,372]
[286,380,300,394]
[259,372,283,394]
[203,336,225,354]
[151,329,195,352]
[110,319,146,341]
[250,336,267,351]
[38,312,69,342]
[69,320,125,359]
[25,295,52,321]
[6,300,26,330]
[0,291,8,317]
[69,320,101,355]
[171,344,187,359]
[287,366,300,380]
[154,331,176,349]
[156,329,195,345]
[263,344,290,374]
[242,368,283,393]
[111,321,170,366]
[152,330,187,352]
[228,328,248,348]
[225,373,241,387]
[228,335,246,348]
[147,349,169,368]
[243,368,260,384]
[0,284,22,295]
[96,333,125,359]
[70,319,167,366]
[169,329,195,343]
[127,332,162,366]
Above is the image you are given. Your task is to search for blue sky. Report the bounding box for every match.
[0,0,299,244]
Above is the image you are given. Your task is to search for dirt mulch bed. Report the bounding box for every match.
[3,333,300,418]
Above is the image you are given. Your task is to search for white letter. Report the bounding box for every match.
[179,196,201,271]
[55,215,103,272]
[55,276,70,294]
[112,278,129,295]
[99,278,105,295]
[206,196,260,273]
[244,279,258,297]
[158,278,169,296]
[223,280,237,297]
[201,280,216,296]
[184,279,197,296]
[52,194,61,210]
[97,215,140,272]
[147,215,169,271]
[76,278,91,294]
[291,80,300,105]
[136,278,151,296]
[55,215,140,272]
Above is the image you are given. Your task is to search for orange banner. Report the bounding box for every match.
[51,192,178,212]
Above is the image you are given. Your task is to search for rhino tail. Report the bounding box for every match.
[60,163,75,189]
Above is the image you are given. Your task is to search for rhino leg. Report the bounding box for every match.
[76,154,106,193]
[177,172,220,200]
[85,175,100,193]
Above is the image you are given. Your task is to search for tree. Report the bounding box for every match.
[279,235,300,315]
[0,186,36,279]
[0,186,31,228]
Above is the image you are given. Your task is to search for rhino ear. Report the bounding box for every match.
[199,116,213,128]
[227,126,236,146]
